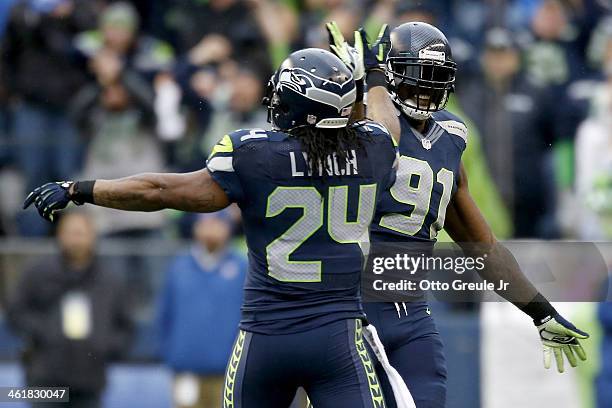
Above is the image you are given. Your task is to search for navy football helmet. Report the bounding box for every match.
[263,48,356,130]
[387,22,456,120]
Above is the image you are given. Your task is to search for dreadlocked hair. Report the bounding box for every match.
[289,125,368,177]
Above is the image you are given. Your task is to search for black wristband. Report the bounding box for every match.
[355,78,364,104]
[519,293,557,324]
[72,180,96,205]
[366,69,386,90]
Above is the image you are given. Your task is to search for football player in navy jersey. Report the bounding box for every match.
[23,48,401,408]
[327,21,589,408]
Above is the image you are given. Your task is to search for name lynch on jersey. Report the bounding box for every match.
[290,150,358,177]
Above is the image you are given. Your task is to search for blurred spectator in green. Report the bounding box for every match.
[157,210,245,408]
[73,1,174,82]
[1,0,101,236]
[7,210,134,408]
[460,28,560,238]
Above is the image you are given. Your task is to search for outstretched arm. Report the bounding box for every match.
[89,170,229,212]
[23,169,230,221]
[444,162,588,372]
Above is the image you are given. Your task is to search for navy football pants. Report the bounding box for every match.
[222,319,386,408]
[364,302,448,408]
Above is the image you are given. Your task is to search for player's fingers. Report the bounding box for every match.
[563,345,577,367]
[566,327,589,339]
[543,346,552,369]
[23,190,38,209]
[357,27,368,46]
[553,347,564,373]
[377,23,390,42]
[572,342,587,361]
[326,21,342,44]
[353,30,362,53]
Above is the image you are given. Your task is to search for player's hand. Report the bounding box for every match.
[356,24,391,72]
[536,313,589,373]
[23,182,75,222]
[326,21,364,81]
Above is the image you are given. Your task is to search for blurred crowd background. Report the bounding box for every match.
[0,0,611,407]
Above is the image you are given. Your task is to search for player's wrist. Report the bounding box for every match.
[366,69,386,90]
[71,180,96,205]
[519,293,557,325]
[355,78,364,103]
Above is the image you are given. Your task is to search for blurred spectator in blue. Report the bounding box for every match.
[598,291,612,407]
[73,1,174,82]
[7,210,134,408]
[164,0,271,81]
[0,0,16,38]
[1,0,101,236]
[157,210,245,408]
[459,28,560,238]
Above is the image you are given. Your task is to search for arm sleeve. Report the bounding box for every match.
[206,134,245,203]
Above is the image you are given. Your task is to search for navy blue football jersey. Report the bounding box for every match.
[207,122,398,334]
[370,109,468,244]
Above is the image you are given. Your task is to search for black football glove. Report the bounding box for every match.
[23,181,76,222]
[356,24,391,72]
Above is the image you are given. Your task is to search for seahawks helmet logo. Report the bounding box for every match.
[277,68,356,111]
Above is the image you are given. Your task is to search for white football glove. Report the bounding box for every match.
[535,313,589,373]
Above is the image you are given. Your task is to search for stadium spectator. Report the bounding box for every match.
[460,27,560,238]
[167,62,267,172]
[70,47,166,238]
[73,2,174,82]
[7,210,134,408]
[598,299,612,407]
[164,0,271,80]
[200,66,268,155]
[1,0,100,235]
[574,32,612,240]
[70,32,168,310]
[157,210,245,408]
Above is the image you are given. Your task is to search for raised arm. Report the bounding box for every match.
[444,162,588,372]
[23,169,230,221]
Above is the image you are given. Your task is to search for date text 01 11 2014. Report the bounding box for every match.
[0,387,69,402]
